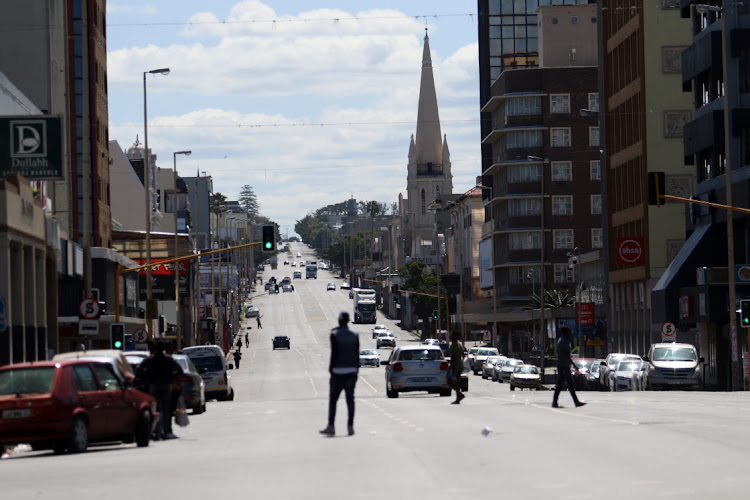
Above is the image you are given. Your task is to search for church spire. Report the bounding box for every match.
[414,30,442,166]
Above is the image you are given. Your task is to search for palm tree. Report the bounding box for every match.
[523,288,575,310]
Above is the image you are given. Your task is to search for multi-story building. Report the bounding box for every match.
[597,1,694,358]
[478,4,602,354]
[652,2,750,390]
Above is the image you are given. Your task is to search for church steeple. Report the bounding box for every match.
[414,30,442,166]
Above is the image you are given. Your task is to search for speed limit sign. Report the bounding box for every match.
[133,328,149,344]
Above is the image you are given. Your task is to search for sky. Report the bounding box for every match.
[106,1,481,238]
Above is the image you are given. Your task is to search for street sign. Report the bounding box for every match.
[133,328,149,344]
[78,319,100,336]
[482,330,491,342]
[661,321,677,342]
[78,298,100,319]
[0,296,6,332]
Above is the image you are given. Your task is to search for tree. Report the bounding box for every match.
[398,262,446,320]
[524,288,575,310]
[212,192,227,209]
[358,200,388,217]
[238,185,260,221]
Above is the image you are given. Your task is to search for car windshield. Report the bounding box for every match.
[189,356,223,372]
[398,349,444,361]
[360,304,376,312]
[514,366,538,374]
[478,349,499,356]
[468,348,479,355]
[506,359,523,367]
[486,357,501,365]
[360,350,377,356]
[0,367,56,395]
[652,347,697,362]
[608,354,625,366]
[574,359,593,370]
[590,363,601,375]
[617,361,642,371]
[378,332,392,337]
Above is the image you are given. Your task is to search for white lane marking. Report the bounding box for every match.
[360,374,378,394]
[482,395,640,426]
[304,370,318,397]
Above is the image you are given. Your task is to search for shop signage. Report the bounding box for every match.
[616,237,644,266]
[0,116,63,179]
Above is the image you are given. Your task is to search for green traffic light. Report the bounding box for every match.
[264,242,272,249]
[114,340,122,349]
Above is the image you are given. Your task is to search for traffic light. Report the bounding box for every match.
[393,295,398,304]
[261,225,275,252]
[648,171,665,207]
[274,284,279,294]
[110,323,125,350]
[741,300,750,327]
[432,310,438,320]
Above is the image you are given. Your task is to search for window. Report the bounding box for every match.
[552,196,573,215]
[588,93,599,112]
[592,228,603,248]
[508,198,541,216]
[550,128,571,147]
[551,161,572,181]
[550,94,570,114]
[590,160,601,180]
[506,129,543,149]
[73,365,99,392]
[509,265,539,284]
[591,195,602,215]
[93,364,121,391]
[554,264,574,283]
[505,96,542,116]
[589,127,600,147]
[553,229,574,249]
[510,231,541,250]
[507,164,540,183]
[421,189,426,215]
[570,16,579,24]
[435,185,441,196]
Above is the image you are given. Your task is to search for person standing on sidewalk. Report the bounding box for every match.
[136,340,184,439]
[319,312,359,437]
[552,326,586,409]
[448,331,465,404]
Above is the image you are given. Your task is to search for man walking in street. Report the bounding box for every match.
[319,312,359,437]
[552,326,586,409]
[448,331,465,404]
[244,332,249,348]
[256,315,262,329]
[136,340,184,440]
[233,349,242,369]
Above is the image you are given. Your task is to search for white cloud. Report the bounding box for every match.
[107,2,480,234]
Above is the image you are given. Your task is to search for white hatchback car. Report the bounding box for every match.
[382,345,451,398]
[372,324,389,339]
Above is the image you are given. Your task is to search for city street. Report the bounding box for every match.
[3,245,750,499]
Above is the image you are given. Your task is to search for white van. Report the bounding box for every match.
[182,346,234,401]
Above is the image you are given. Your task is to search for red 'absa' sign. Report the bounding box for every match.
[616,237,644,265]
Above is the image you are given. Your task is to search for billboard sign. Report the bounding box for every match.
[0,116,63,179]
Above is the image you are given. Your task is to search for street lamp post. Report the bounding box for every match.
[529,156,549,375]
[143,67,170,337]
[568,246,581,357]
[173,150,191,350]
[527,269,536,351]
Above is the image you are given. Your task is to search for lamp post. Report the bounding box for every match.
[568,246,581,357]
[475,183,496,348]
[527,269,536,352]
[173,150,191,350]
[529,156,549,374]
[143,67,170,337]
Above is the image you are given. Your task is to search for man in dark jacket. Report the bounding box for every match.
[552,327,587,409]
[136,340,184,439]
[320,312,359,437]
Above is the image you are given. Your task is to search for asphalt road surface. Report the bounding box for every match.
[3,242,750,499]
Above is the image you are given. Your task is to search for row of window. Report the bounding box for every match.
[506,160,601,182]
[505,93,599,116]
[506,195,601,216]
[507,228,602,251]
[504,127,599,148]
[507,264,581,285]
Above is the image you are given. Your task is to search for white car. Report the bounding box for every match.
[473,347,500,375]
[498,358,524,383]
[481,356,504,379]
[491,356,508,381]
[383,345,451,398]
[359,349,380,368]
[510,364,542,391]
[376,331,396,349]
[609,357,645,391]
[372,324,389,339]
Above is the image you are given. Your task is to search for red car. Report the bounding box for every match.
[0,359,157,454]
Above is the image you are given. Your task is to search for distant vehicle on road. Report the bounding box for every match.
[282,284,293,293]
[481,356,504,379]
[498,358,524,383]
[642,343,704,391]
[172,354,206,414]
[245,306,260,318]
[359,349,380,367]
[472,347,500,375]
[510,364,542,391]
[372,324,389,339]
[293,271,302,279]
[340,282,351,290]
[272,336,291,350]
[327,283,336,291]
[306,261,318,279]
[376,331,396,349]
[609,357,645,391]
[182,346,234,402]
[353,288,377,324]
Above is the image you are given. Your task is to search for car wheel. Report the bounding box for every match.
[66,416,88,453]
[386,386,399,399]
[481,372,487,379]
[135,410,152,447]
[201,401,207,413]
[510,384,515,391]
[229,388,235,401]
[193,402,203,415]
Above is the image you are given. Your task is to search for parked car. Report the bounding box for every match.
[571,358,597,390]
[340,282,351,290]
[423,338,441,346]
[327,283,336,291]
[382,345,451,398]
[272,335,291,350]
[609,357,645,391]
[0,360,156,454]
[599,353,628,388]
[491,356,509,381]
[376,331,396,349]
[245,306,260,318]
[498,358,524,383]
[372,325,389,339]
[482,356,505,379]
[359,349,380,368]
[182,346,234,402]
[466,347,481,371]
[172,354,206,415]
[587,359,607,390]
[53,350,136,385]
[473,347,501,375]
[510,364,542,391]
[642,343,704,391]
